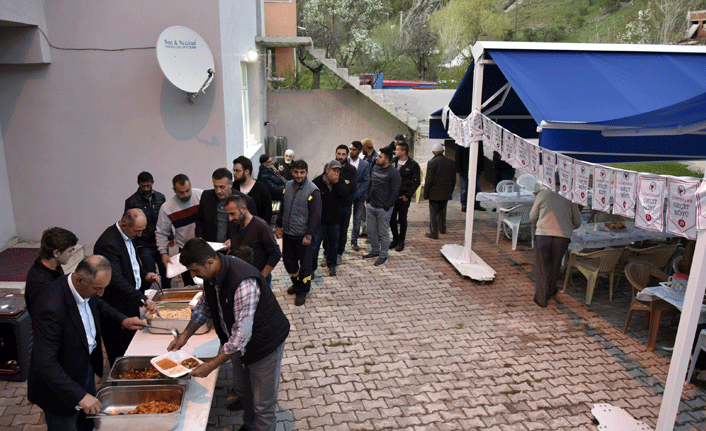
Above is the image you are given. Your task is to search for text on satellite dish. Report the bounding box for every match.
[164,39,198,49]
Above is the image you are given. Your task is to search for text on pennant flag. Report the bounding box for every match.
[697,181,706,231]
[635,174,666,232]
[490,122,502,153]
[501,129,515,163]
[513,136,529,170]
[541,148,556,189]
[572,162,591,206]
[556,154,573,200]
[529,142,541,178]
[613,169,637,218]
[667,177,699,239]
[592,166,612,213]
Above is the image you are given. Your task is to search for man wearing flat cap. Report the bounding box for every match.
[311,160,348,276]
[424,143,456,239]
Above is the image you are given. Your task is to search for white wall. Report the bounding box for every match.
[0,125,17,250]
[267,89,412,174]
[0,1,237,250]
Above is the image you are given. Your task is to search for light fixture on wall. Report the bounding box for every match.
[244,48,259,63]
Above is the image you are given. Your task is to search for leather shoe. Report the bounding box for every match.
[287,285,296,295]
[362,253,379,259]
[395,243,405,252]
[425,233,438,239]
[351,243,360,251]
[374,257,387,266]
[328,266,336,276]
[389,241,398,250]
[226,398,243,411]
[295,296,306,306]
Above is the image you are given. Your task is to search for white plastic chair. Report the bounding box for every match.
[516,174,539,192]
[686,329,706,383]
[495,203,535,250]
[496,180,519,193]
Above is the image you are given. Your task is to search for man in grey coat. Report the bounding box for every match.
[423,143,456,239]
[363,147,401,266]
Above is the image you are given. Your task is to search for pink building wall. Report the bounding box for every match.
[265,0,296,75]
[0,1,230,249]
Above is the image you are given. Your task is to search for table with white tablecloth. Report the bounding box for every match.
[569,221,676,252]
[637,284,706,324]
[476,191,536,209]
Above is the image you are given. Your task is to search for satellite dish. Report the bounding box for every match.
[156,26,215,102]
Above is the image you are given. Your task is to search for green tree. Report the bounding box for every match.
[430,0,509,63]
[300,0,389,69]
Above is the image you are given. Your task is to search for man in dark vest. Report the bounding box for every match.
[170,238,289,431]
[275,160,321,306]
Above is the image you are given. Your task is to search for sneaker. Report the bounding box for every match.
[287,285,296,295]
[351,243,360,251]
[395,243,405,252]
[295,296,306,306]
[362,253,379,259]
[374,257,388,266]
[329,266,336,276]
[425,233,438,239]
[389,240,398,250]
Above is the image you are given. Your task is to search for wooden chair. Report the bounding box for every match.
[622,261,679,351]
[562,247,624,305]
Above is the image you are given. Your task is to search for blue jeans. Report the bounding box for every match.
[351,199,365,245]
[459,175,469,210]
[366,205,393,259]
[337,205,352,256]
[311,224,339,273]
[232,341,285,431]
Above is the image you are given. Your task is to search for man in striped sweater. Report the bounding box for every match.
[156,174,203,287]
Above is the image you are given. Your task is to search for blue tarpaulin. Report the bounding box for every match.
[430,45,706,163]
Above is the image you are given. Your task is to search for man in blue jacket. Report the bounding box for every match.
[363,147,401,266]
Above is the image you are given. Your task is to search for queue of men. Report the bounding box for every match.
[23,136,459,431]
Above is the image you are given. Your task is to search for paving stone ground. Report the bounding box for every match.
[3,196,706,431]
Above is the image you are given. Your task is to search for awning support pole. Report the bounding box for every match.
[656,230,706,430]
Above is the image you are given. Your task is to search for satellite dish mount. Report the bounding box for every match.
[156,26,216,104]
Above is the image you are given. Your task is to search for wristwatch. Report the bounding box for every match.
[305,235,312,241]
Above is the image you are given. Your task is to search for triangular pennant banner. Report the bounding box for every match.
[635,174,666,232]
[666,177,699,239]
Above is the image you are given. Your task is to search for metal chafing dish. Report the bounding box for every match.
[145,302,211,335]
[90,384,185,431]
[152,288,202,303]
[105,356,190,387]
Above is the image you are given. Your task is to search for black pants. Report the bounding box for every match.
[102,323,136,367]
[428,200,448,236]
[282,234,315,296]
[534,235,571,307]
[390,198,411,245]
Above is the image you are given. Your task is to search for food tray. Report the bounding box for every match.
[151,350,203,378]
[90,384,184,431]
[106,356,190,387]
[599,222,627,232]
[152,288,202,303]
[145,302,211,335]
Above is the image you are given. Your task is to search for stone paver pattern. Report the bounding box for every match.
[3,196,706,431]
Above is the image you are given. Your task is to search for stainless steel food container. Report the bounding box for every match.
[152,288,202,303]
[106,356,190,387]
[90,384,185,431]
[146,302,211,335]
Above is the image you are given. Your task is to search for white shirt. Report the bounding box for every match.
[68,274,97,354]
[116,221,141,290]
[349,157,360,169]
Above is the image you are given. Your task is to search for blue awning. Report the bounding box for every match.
[429,63,475,139]
[430,45,706,162]
[541,92,706,163]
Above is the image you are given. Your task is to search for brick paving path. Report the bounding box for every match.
[3,197,706,431]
